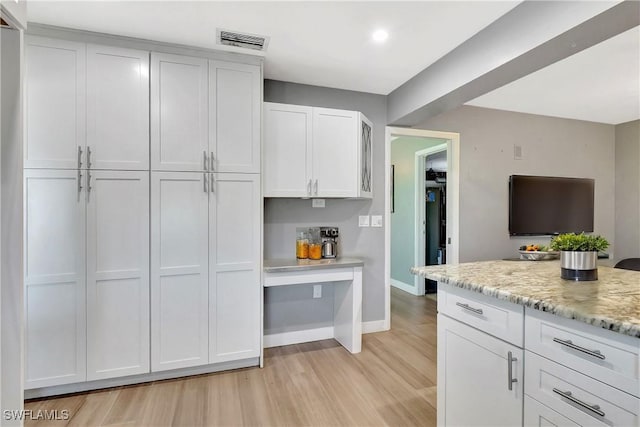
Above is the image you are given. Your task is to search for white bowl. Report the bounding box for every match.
[518,250,559,261]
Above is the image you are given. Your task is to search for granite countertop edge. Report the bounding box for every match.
[411,267,640,339]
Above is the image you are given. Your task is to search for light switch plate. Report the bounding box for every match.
[371,215,383,227]
[312,199,325,208]
[358,215,370,227]
[313,284,322,298]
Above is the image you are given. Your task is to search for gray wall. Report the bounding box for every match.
[416,105,616,262]
[263,80,387,331]
[390,137,443,287]
[614,119,640,260]
[1,27,24,425]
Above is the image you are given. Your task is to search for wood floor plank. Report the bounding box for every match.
[25,290,438,426]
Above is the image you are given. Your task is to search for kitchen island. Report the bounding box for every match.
[411,260,639,427]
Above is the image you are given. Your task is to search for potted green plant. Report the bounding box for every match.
[550,233,610,281]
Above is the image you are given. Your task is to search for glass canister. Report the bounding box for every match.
[308,227,322,260]
[296,230,309,259]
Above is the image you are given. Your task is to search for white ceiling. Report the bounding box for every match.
[466,26,640,125]
[27,1,638,124]
[27,0,520,95]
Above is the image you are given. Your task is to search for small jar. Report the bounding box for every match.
[296,231,309,259]
[308,227,322,260]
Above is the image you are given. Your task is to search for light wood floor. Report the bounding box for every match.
[25,288,437,427]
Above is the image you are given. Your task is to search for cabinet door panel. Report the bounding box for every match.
[438,314,523,427]
[263,103,312,197]
[209,174,260,363]
[25,37,85,169]
[86,171,149,380]
[151,53,208,171]
[87,46,149,170]
[210,61,260,173]
[151,172,209,371]
[524,396,581,427]
[24,170,86,388]
[312,108,357,197]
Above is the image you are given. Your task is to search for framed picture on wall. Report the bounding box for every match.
[391,165,395,213]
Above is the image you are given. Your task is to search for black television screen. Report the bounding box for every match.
[509,175,594,236]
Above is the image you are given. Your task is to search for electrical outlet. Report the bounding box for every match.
[514,144,523,160]
[371,215,383,227]
[313,284,322,298]
[312,198,325,208]
[358,215,370,227]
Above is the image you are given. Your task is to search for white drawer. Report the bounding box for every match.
[525,307,639,397]
[525,350,640,427]
[525,395,580,427]
[438,282,524,346]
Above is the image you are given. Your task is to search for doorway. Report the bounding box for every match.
[385,127,460,325]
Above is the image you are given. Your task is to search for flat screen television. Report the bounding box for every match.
[509,175,594,236]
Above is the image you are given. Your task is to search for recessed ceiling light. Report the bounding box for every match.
[372,29,389,43]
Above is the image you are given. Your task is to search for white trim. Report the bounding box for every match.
[362,320,388,334]
[385,127,460,335]
[391,278,420,296]
[414,144,447,295]
[263,327,334,348]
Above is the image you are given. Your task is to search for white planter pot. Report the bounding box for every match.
[560,251,598,281]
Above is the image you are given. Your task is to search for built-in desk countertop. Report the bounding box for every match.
[263,257,363,354]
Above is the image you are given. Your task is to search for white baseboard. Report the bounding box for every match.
[363,319,388,334]
[263,326,334,348]
[391,278,419,296]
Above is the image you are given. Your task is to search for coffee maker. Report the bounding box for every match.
[320,227,339,259]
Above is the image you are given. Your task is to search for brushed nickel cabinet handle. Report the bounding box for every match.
[77,146,83,169]
[210,173,214,194]
[314,179,318,195]
[77,170,83,195]
[203,151,209,171]
[203,173,208,193]
[307,179,312,195]
[455,302,483,315]
[87,146,92,169]
[210,151,215,172]
[507,351,518,391]
[552,388,605,417]
[553,338,605,360]
[87,171,92,201]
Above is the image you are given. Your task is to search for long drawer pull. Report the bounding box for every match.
[507,351,518,391]
[552,388,605,417]
[552,338,605,360]
[455,302,483,315]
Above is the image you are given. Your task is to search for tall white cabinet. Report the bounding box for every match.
[150,54,262,372]
[24,34,262,394]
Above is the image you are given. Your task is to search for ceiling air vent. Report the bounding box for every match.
[217,29,269,52]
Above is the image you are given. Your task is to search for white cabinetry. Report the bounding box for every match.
[86,171,149,380]
[209,174,261,363]
[24,169,151,388]
[26,37,149,170]
[523,308,639,427]
[151,53,208,172]
[437,285,524,427]
[25,37,86,169]
[24,169,86,389]
[151,172,209,371]
[150,173,261,370]
[87,46,149,170]
[209,61,261,173]
[263,102,372,198]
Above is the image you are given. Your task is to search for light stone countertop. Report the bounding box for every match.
[411,260,640,338]
[264,257,364,273]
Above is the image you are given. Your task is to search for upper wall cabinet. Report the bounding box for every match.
[151,53,208,172]
[263,102,372,198]
[87,45,149,170]
[209,60,261,173]
[25,37,150,170]
[26,37,86,169]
